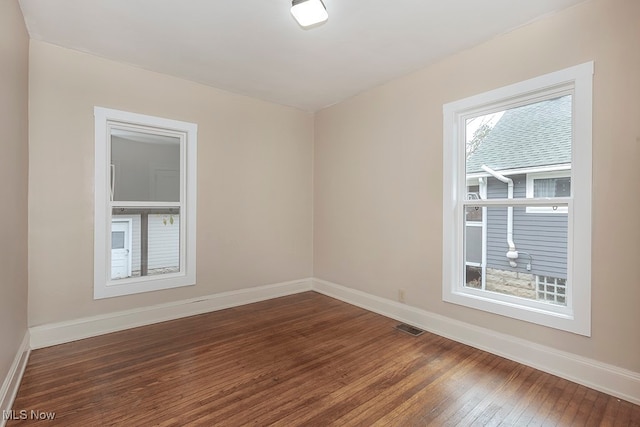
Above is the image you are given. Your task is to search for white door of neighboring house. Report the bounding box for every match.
[111,220,132,279]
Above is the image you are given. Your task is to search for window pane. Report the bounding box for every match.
[555,177,570,196]
[533,178,555,197]
[147,213,180,275]
[536,276,567,305]
[465,185,483,221]
[534,177,571,197]
[111,231,125,249]
[111,207,180,280]
[464,222,483,264]
[463,95,572,305]
[465,95,572,179]
[463,204,569,306]
[464,208,484,290]
[111,129,181,202]
[465,206,482,222]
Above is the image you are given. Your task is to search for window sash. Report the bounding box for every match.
[462,198,570,207]
[110,208,182,282]
[456,198,573,317]
[106,123,187,284]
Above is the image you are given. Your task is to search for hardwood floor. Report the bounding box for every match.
[9,292,640,426]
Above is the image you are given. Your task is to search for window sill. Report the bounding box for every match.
[442,286,589,336]
[94,273,195,299]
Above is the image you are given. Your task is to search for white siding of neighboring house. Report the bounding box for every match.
[147,214,180,269]
[113,214,180,273]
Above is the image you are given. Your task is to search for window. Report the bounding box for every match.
[442,62,593,336]
[536,275,567,305]
[526,170,571,213]
[94,107,197,299]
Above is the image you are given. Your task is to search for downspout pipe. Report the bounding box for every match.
[480,165,519,267]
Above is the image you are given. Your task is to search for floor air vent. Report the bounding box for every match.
[395,323,424,336]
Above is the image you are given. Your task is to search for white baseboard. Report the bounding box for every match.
[0,331,30,427]
[311,278,640,406]
[30,278,312,350]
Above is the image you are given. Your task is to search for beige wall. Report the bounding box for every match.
[28,40,313,325]
[0,0,29,381]
[314,0,640,372]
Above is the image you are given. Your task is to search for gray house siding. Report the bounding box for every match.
[485,175,568,279]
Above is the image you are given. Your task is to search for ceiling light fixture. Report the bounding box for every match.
[291,0,328,28]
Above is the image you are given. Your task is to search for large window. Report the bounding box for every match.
[94,107,197,299]
[442,62,593,335]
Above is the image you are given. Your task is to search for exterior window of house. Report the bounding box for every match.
[536,275,567,305]
[534,177,570,197]
[94,107,197,299]
[525,170,571,213]
[442,62,593,336]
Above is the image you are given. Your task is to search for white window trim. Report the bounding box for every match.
[94,107,197,299]
[526,170,572,213]
[442,62,593,336]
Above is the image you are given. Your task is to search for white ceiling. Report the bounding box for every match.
[19,0,588,111]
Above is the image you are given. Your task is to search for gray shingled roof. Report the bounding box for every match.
[466,95,571,174]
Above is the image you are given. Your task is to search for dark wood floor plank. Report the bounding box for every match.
[540,379,579,426]
[558,383,589,425]
[511,371,559,425]
[599,396,622,427]
[583,392,612,426]
[440,364,535,426]
[457,363,545,425]
[373,349,498,425]
[477,367,543,426]
[8,292,640,426]
[327,338,481,426]
[618,398,640,427]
